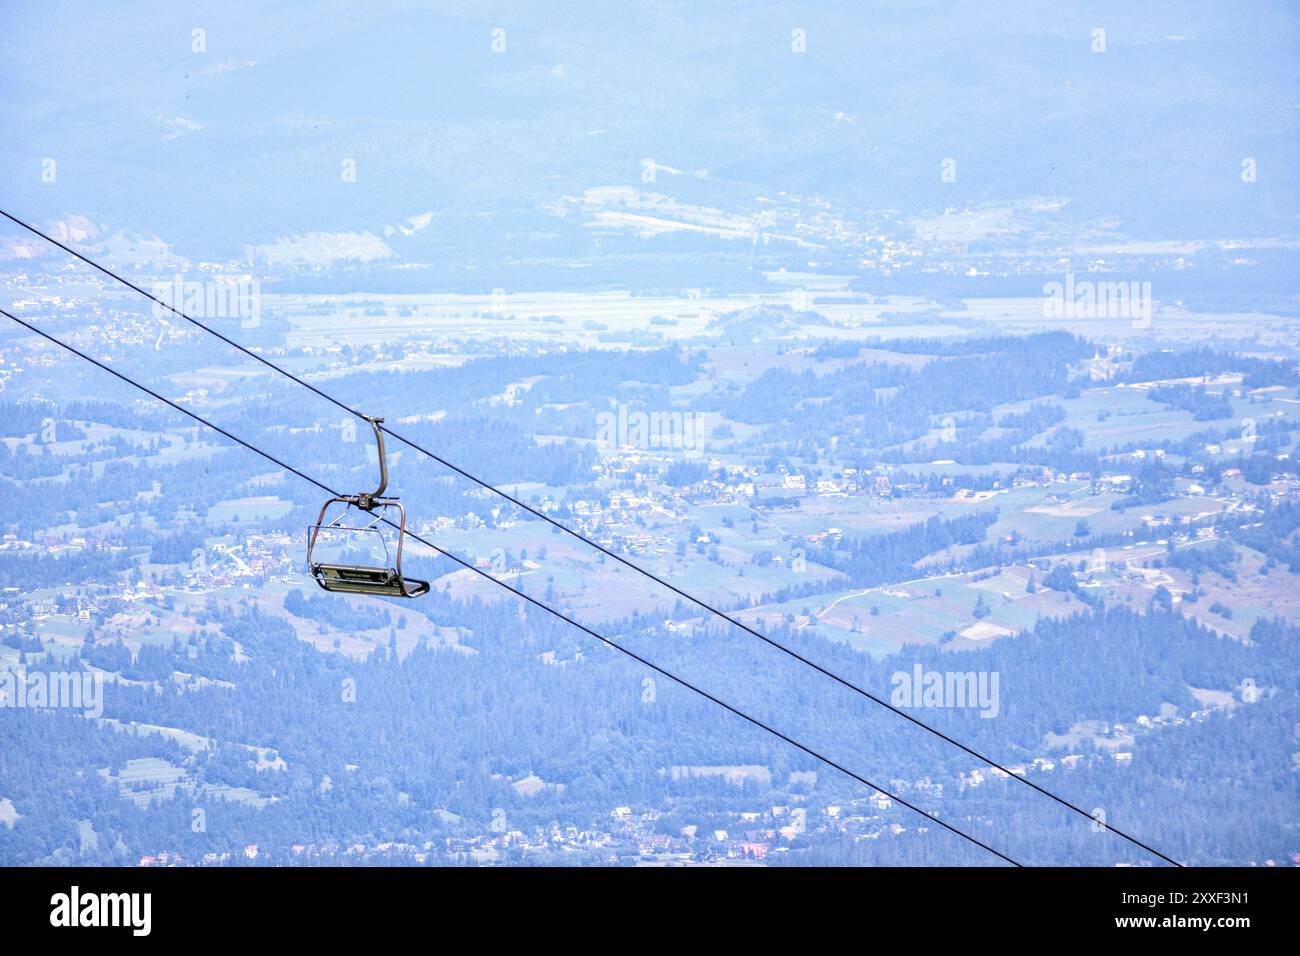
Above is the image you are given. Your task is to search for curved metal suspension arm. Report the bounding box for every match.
[359,416,387,510]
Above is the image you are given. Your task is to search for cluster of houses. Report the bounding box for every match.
[135,792,929,867]
[121,695,1245,869]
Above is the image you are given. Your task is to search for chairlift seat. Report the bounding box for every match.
[305,416,429,600]
[310,561,430,598]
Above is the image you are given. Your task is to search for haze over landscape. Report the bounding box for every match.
[0,1,1297,867]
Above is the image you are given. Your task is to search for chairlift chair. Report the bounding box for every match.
[306,416,430,598]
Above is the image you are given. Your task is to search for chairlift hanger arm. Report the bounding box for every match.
[357,416,387,510]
